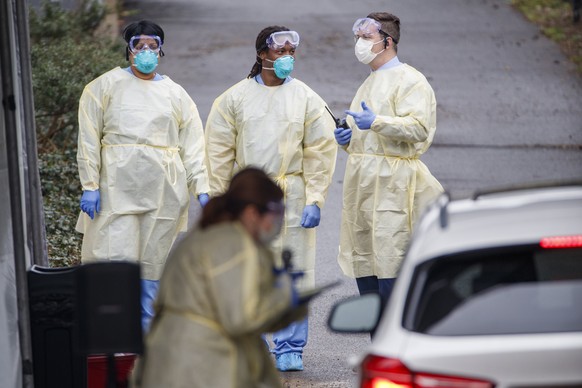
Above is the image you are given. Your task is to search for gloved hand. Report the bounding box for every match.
[80,190,100,220]
[345,101,376,130]
[334,126,352,145]
[198,193,210,208]
[300,204,320,228]
[290,284,300,307]
[273,271,302,307]
[290,271,304,282]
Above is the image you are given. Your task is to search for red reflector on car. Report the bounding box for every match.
[540,235,582,249]
[361,354,494,388]
[415,373,494,388]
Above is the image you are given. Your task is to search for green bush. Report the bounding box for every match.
[31,0,125,152]
[38,150,82,267]
[31,0,125,266]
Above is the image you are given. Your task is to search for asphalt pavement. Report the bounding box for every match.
[124,0,582,386]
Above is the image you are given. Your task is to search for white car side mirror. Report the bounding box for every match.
[328,293,382,333]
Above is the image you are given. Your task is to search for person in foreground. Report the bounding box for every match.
[131,168,307,388]
[335,12,443,305]
[204,25,337,371]
[75,20,210,332]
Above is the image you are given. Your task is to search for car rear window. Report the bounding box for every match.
[406,246,582,335]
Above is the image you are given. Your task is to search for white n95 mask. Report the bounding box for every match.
[354,38,384,64]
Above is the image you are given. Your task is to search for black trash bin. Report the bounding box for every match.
[75,262,143,388]
[75,262,143,356]
[28,265,87,388]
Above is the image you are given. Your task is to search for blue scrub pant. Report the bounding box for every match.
[141,279,160,333]
[272,317,308,356]
[356,276,396,304]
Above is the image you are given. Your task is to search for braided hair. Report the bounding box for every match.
[247,25,290,79]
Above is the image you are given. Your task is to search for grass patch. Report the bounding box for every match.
[512,0,582,72]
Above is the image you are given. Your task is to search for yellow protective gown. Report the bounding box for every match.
[75,67,209,280]
[205,78,337,290]
[338,64,443,279]
[131,222,306,388]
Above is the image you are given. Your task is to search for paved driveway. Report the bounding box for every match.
[125,0,582,385]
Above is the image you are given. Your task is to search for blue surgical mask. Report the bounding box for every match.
[133,50,158,74]
[264,55,295,79]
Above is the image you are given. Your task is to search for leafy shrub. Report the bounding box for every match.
[30,0,125,153]
[31,0,125,266]
[38,150,82,267]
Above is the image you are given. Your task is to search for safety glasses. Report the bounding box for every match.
[266,31,300,50]
[352,18,382,36]
[129,35,162,54]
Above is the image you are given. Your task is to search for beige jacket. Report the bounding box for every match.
[131,222,306,388]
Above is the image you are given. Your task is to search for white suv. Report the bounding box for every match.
[329,182,582,388]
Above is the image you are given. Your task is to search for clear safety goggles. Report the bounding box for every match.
[352,17,382,37]
[128,35,162,54]
[266,31,300,50]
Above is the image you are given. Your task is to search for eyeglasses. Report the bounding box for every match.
[266,31,300,50]
[129,35,162,54]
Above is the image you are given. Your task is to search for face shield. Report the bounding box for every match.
[266,31,300,50]
[128,35,163,54]
[258,201,285,245]
[266,201,285,216]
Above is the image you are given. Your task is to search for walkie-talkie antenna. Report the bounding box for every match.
[282,249,293,272]
[325,106,340,126]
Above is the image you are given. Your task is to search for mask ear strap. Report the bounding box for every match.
[381,32,389,49]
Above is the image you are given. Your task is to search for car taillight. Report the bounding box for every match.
[540,235,582,249]
[360,354,494,388]
[361,355,412,387]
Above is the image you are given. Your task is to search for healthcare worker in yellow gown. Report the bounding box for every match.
[335,13,443,303]
[76,20,209,331]
[131,168,307,388]
[205,26,337,371]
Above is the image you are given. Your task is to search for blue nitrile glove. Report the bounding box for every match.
[291,284,300,307]
[198,193,210,207]
[345,101,376,130]
[300,204,320,228]
[80,190,100,220]
[273,271,301,306]
[334,126,352,145]
[290,271,304,282]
